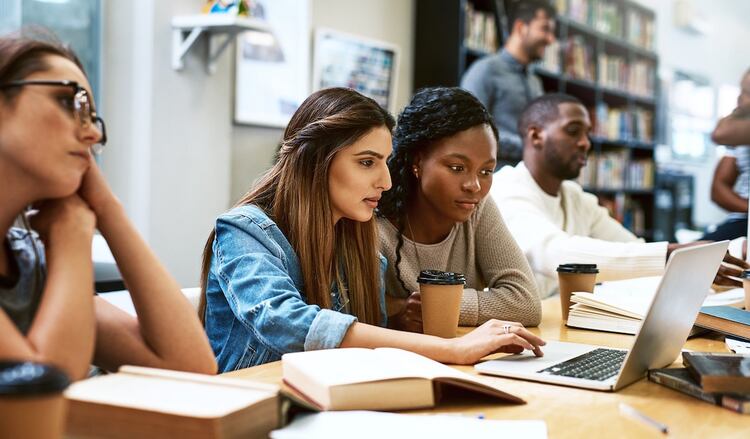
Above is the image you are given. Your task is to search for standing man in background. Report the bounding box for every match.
[461,0,556,169]
[704,68,750,241]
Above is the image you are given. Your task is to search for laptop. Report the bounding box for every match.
[475,241,729,391]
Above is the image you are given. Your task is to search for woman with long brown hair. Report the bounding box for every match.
[200,87,545,372]
[0,33,216,380]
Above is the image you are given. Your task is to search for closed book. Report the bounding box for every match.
[682,352,750,394]
[648,368,720,405]
[695,306,750,342]
[65,366,279,439]
[721,394,750,414]
[281,348,524,411]
[648,368,749,415]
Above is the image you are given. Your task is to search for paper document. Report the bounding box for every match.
[270,411,547,439]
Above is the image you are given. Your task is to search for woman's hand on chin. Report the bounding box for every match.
[78,153,121,220]
[30,195,96,244]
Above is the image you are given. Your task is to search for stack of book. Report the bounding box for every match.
[626,9,655,50]
[540,40,561,73]
[649,352,750,415]
[463,3,498,54]
[628,60,655,97]
[591,0,623,38]
[592,103,654,143]
[564,36,594,81]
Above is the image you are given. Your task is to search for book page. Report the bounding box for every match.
[282,348,435,386]
[65,372,276,418]
[574,277,739,317]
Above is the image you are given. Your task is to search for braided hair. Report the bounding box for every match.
[377,87,498,294]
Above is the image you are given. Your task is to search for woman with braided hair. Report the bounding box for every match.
[200,87,545,371]
[377,87,541,333]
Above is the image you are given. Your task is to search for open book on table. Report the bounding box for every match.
[566,276,745,335]
[281,348,525,411]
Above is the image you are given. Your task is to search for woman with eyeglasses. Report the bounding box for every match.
[0,35,216,380]
[199,87,545,373]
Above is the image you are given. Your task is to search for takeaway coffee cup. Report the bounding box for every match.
[741,270,750,310]
[556,264,599,323]
[418,270,466,338]
[0,361,70,439]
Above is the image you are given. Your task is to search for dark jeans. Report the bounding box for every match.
[701,217,748,241]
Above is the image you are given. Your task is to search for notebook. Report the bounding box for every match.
[281,348,524,411]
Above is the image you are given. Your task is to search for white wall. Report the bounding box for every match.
[634,0,750,227]
[230,0,415,202]
[101,0,413,286]
[102,0,233,286]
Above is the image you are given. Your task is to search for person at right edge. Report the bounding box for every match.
[491,93,749,299]
[703,68,750,241]
[461,0,556,169]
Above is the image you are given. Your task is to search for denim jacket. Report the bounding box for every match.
[204,204,387,372]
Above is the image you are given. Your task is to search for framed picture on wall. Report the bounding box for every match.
[234,0,311,127]
[312,28,399,113]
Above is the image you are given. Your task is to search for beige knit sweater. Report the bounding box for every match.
[377,197,542,327]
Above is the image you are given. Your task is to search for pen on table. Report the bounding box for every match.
[619,403,669,435]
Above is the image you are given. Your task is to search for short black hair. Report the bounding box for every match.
[517,93,583,139]
[508,0,557,26]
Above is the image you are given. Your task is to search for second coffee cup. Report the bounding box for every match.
[556,263,599,323]
[417,270,466,338]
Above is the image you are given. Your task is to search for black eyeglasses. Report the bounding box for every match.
[0,80,107,153]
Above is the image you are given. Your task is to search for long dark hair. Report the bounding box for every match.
[200,87,395,325]
[377,87,498,293]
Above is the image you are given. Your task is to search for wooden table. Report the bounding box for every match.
[225,298,748,438]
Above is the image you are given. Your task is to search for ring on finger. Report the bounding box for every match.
[502,324,512,334]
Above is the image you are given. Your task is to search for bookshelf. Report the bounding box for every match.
[414,0,501,89]
[413,0,658,239]
[540,0,658,240]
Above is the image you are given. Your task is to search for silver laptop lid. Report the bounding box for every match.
[613,240,729,390]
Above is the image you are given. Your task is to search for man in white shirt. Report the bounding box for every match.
[491,93,747,298]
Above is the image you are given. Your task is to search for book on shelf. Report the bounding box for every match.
[682,352,750,394]
[628,59,655,97]
[648,368,750,414]
[695,306,750,342]
[540,39,561,73]
[566,277,746,335]
[463,2,497,54]
[592,103,654,143]
[626,9,655,50]
[563,35,594,81]
[64,365,280,439]
[591,0,623,38]
[281,348,524,411]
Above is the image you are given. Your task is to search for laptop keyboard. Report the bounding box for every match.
[538,348,627,381]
